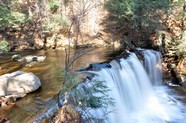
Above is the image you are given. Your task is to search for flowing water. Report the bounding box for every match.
[87,50,186,123]
[0,48,113,123]
[1,48,186,123]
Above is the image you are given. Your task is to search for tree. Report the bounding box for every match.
[0,1,30,29]
[105,0,170,46]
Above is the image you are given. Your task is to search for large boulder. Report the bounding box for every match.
[0,71,41,96]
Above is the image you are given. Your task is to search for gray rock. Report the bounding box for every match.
[11,55,46,63]
[11,54,22,61]
[0,71,41,96]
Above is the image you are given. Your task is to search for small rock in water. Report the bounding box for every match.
[11,54,22,61]
[11,54,46,63]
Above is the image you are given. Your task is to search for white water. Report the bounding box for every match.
[141,49,162,85]
[89,50,186,123]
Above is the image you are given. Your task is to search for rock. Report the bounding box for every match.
[78,62,111,71]
[11,55,46,63]
[11,54,22,61]
[34,55,46,62]
[180,82,186,87]
[0,71,41,96]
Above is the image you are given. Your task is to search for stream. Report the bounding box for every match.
[0,48,114,123]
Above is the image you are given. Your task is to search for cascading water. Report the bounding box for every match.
[88,50,186,123]
[141,49,162,85]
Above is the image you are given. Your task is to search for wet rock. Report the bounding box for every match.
[180,82,186,87]
[0,71,41,96]
[11,54,22,61]
[11,54,46,63]
[78,62,111,71]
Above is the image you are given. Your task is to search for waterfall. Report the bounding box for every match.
[87,50,186,123]
[141,49,162,85]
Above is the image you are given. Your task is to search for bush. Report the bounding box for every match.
[44,14,69,32]
[0,40,8,53]
[0,3,28,29]
[47,1,60,13]
[106,0,170,28]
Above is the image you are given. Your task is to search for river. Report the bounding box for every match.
[0,48,114,123]
[0,48,186,123]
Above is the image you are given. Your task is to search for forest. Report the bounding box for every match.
[0,0,186,123]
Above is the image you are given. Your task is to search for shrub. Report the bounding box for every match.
[47,1,60,13]
[0,3,28,29]
[0,40,8,53]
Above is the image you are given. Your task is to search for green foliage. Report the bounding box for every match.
[60,70,79,93]
[170,0,186,24]
[172,0,186,6]
[106,0,170,29]
[44,14,69,32]
[0,4,12,28]
[0,40,8,53]
[10,12,28,26]
[76,80,114,109]
[106,0,135,19]
[47,1,60,12]
[59,69,115,122]
[0,3,29,29]
[176,51,186,59]
[68,79,115,122]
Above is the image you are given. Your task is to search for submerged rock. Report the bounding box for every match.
[0,71,41,96]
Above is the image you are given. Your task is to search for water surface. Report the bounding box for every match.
[0,48,113,123]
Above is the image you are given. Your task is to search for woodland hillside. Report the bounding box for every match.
[0,0,185,71]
